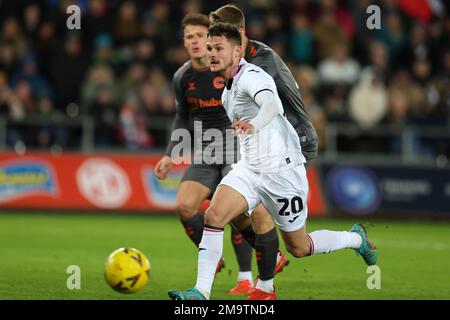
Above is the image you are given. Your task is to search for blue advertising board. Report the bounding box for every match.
[320,164,450,216]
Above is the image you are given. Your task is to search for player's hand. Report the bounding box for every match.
[154,156,173,180]
[231,120,255,135]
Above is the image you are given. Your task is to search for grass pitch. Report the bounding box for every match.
[0,212,449,300]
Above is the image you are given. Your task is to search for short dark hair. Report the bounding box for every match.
[209,4,245,29]
[208,22,242,46]
[181,13,210,29]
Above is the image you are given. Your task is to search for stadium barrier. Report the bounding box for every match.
[0,152,326,216]
[2,151,448,219]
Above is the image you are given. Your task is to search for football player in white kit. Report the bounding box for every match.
[168,23,377,301]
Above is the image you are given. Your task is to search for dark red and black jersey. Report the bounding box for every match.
[165,61,237,160]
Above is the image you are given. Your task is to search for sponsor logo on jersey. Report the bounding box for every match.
[142,166,185,208]
[0,159,58,202]
[187,97,223,110]
[213,76,225,89]
[76,158,131,208]
[187,82,196,90]
[327,166,382,214]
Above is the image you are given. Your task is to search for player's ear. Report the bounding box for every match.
[234,45,241,60]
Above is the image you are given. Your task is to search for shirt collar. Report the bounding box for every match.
[226,59,247,89]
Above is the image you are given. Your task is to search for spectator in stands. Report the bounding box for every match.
[118,94,153,150]
[10,53,52,99]
[113,1,140,46]
[0,70,25,121]
[1,17,27,59]
[322,89,349,124]
[384,89,409,127]
[399,22,431,68]
[0,40,17,76]
[349,69,388,129]
[138,81,159,116]
[133,37,157,68]
[363,40,389,82]
[22,3,42,42]
[428,20,447,73]
[13,79,34,114]
[34,21,58,81]
[49,31,89,110]
[85,0,113,43]
[318,43,360,86]
[388,68,425,115]
[119,62,147,98]
[92,33,120,70]
[138,67,174,118]
[319,0,355,40]
[246,16,267,42]
[290,13,314,65]
[410,57,447,126]
[0,0,447,156]
[265,11,285,41]
[350,0,376,64]
[150,1,174,49]
[80,64,119,147]
[377,12,405,67]
[293,64,319,93]
[35,92,69,149]
[313,5,350,60]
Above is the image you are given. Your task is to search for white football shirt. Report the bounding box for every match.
[221,59,305,173]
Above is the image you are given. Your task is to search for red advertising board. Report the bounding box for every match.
[0,152,325,216]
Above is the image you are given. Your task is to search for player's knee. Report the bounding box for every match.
[204,206,227,228]
[286,243,310,258]
[175,201,197,221]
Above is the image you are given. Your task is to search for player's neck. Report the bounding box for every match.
[191,56,209,70]
[241,35,249,58]
[223,63,241,83]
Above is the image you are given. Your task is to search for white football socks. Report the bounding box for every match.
[308,230,362,255]
[255,278,274,293]
[237,271,253,283]
[194,227,224,299]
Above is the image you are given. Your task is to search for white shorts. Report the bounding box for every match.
[219,162,309,232]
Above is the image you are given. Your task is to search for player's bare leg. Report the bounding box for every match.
[280,223,377,265]
[279,225,311,258]
[168,185,249,300]
[175,181,211,246]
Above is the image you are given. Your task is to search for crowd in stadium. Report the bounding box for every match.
[0,0,449,157]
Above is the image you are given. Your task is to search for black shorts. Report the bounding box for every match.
[181,163,233,192]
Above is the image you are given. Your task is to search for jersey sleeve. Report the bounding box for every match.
[240,67,277,102]
[164,68,190,156]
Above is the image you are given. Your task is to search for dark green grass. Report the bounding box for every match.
[0,212,449,300]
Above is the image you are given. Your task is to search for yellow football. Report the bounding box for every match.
[104,247,150,293]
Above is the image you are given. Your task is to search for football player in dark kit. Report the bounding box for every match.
[154,13,289,295]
